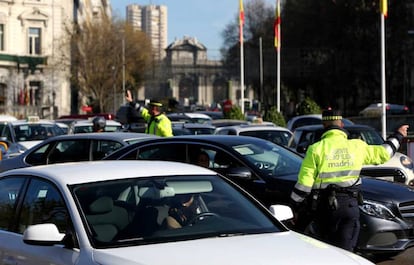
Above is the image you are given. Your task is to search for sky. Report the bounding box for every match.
[111,0,275,59]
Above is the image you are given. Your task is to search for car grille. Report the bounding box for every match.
[399,201,414,224]
[360,168,406,184]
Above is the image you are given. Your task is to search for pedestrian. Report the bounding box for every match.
[289,109,408,252]
[125,90,173,137]
[92,116,106,133]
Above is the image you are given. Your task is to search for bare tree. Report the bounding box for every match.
[67,18,152,113]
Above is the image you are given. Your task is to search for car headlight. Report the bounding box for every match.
[359,200,395,220]
[400,155,414,170]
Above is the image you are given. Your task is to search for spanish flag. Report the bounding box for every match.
[239,0,244,43]
[380,0,387,17]
[274,0,281,49]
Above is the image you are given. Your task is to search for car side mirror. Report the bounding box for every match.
[225,167,253,180]
[269,204,294,221]
[23,223,65,246]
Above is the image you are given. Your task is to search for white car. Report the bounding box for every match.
[0,161,374,265]
[167,112,213,124]
[0,117,67,158]
[214,124,293,147]
[68,119,123,134]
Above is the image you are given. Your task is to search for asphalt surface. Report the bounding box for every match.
[374,247,414,265]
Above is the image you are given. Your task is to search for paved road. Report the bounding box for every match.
[375,247,414,265]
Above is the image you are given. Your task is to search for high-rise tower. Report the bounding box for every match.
[126,4,167,60]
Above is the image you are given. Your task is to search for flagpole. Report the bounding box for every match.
[276,32,281,112]
[380,1,387,139]
[241,38,245,114]
[239,0,245,114]
[275,0,281,112]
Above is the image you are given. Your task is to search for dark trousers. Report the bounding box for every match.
[314,193,360,251]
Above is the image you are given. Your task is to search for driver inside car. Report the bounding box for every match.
[165,194,200,229]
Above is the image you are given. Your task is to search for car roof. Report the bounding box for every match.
[0,114,17,121]
[71,119,122,126]
[211,119,250,127]
[216,124,291,133]
[9,119,59,126]
[0,160,216,186]
[41,132,157,141]
[105,135,280,159]
[294,123,376,131]
[172,122,216,129]
[287,114,354,131]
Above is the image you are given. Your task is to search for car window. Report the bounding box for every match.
[138,143,187,163]
[291,118,321,131]
[48,140,90,163]
[347,128,384,145]
[0,177,26,231]
[0,123,13,142]
[91,140,124,159]
[13,124,64,141]
[72,175,281,247]
[231,142,302,177]
[26,143,52,165]
[215,128,230,135]
[18,178,69,234]
[239,130,292,146]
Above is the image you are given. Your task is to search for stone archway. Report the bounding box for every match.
[178,76,197,107]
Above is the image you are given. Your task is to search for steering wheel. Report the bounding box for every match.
[254,161,275,170]
[190,212,220,225]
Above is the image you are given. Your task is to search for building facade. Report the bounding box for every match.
[0,0,111,119]
[126,4,167,60]
[140,36,252,110]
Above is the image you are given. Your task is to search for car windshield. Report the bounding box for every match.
[239,130,292,147]
[72,175,282,248]
[347,128,384,145]
[229,141,302,177]
[13,124,64,141]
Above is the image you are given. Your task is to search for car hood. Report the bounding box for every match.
[92,232,372,265]
[361,177,414,203]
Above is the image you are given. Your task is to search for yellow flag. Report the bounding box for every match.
[380,0,387,17]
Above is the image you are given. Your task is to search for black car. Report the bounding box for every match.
[289,124,414,187]
[104,135,414,258]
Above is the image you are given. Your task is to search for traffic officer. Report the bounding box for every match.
[125,90,173,137]
[289,109,409,252]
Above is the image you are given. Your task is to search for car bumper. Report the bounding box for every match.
[357,213,414,255]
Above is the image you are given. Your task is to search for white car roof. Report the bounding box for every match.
[183,113,212,119]
[10,119,59,125]
[0,114,17,121]
[216,124,292,133]
[1,160,215,186]
[72,119,122,126]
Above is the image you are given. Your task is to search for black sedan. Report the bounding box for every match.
[104,135,414,259]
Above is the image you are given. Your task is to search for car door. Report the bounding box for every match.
[0,176,79,265]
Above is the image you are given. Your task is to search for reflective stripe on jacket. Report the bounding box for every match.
[291,129,390,204]
[141,108,173,137]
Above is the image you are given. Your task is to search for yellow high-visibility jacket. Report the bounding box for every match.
[141,108,173,137]
[291,129,391,204]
